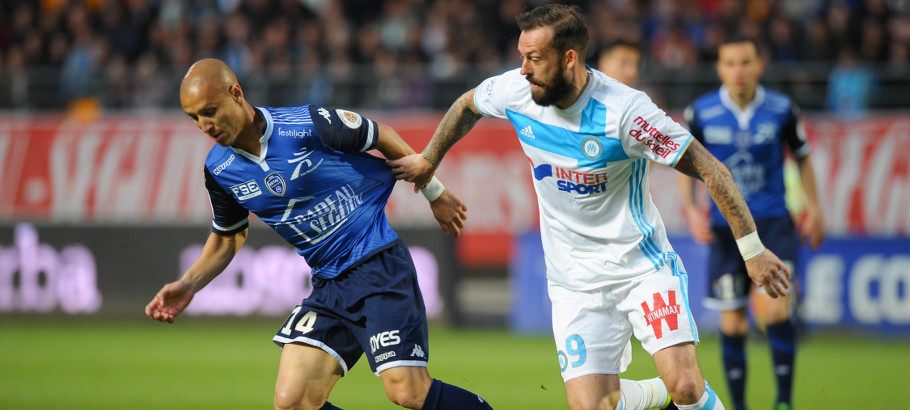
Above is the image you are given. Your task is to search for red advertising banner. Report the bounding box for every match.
[1,113,908,265]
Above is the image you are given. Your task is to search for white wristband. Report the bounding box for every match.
[736,231,765,261]
[420,177,445,202]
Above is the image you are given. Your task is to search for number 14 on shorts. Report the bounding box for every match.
[280,306,318,335]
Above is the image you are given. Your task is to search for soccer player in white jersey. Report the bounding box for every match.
[389,4,790,410]
[145,59,492,410]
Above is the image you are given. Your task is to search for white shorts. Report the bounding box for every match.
[549,257,699,382]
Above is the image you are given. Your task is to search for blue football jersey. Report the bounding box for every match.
[685,85,810,227]
[203,105,399,279]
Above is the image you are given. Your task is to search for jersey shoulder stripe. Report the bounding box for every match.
[268,106,313,125]
[505,100,629,167]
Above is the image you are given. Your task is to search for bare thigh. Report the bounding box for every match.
[274,343,344,410]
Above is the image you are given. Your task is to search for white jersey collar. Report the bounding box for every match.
[232,106,273,169]
[719,84,765,130]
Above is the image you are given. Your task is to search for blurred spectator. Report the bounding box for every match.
[827,46,878,119]
[0,0,907,111]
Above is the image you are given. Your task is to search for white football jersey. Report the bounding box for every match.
[474,68,694,290]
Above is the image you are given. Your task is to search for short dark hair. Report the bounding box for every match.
[516,4,589,55]
[719,34,761,53]
[599,39,642,57]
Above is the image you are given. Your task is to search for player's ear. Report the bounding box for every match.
[229,83,244,103]
[564,49,577,70]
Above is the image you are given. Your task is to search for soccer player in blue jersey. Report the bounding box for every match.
[145,58,492,410]
[390,4,792,410]
[677,36,825,410]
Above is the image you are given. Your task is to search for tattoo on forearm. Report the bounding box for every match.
[676,142,756,237]
[423,92,481,167]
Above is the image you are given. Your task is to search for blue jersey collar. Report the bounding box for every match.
[719,84,765,130]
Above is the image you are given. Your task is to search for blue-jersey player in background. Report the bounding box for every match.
[145,58,492,410]
[677,36,825,410]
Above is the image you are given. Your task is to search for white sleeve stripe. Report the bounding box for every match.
[360,119,375,152]
[212,218,249,232]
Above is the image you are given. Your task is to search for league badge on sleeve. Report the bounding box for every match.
[336,109,363,129]
[265,172,287,196]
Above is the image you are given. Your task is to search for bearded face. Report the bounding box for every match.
[526,59,574,107]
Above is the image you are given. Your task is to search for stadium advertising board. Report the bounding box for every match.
[0,223,458,322]
[511,232,910,335]
[0,113,907,266]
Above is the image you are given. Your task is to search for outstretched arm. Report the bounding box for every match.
[145,229,247,323]
[674,140,791,298]
[387,88,483,188]
[376,122,469,237]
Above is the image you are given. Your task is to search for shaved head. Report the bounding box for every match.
[181,58,238,100]
[180,58,259,152]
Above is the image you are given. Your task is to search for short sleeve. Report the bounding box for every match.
[781,103,810,158]
[683,103,704,144]
[473,71,515,119]
[308,105,378,152]
[204,167,250,235]
[619,92,693,167]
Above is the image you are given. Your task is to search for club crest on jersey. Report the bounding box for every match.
[264,173,286,196]
[580,136,603,160]
[336,109,362,129]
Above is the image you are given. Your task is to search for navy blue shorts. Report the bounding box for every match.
[272,240,429,375]
[705,215,798,310]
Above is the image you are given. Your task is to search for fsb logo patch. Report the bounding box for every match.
[230,180,262,201]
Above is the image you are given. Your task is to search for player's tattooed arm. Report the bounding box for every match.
[673,139,757,239]
[423,89,483,167]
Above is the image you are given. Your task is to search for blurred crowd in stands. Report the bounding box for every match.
[0,0,907,113]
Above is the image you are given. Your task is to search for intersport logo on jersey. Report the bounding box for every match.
[532,163,608,195]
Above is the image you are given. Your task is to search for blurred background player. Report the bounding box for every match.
[146,58,491,410]
[677,36,825,410]
[391,4,794,410]
[597,39,642,87]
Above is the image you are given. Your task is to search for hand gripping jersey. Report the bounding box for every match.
[203,105,398,279]
[474,68,694,290]
[684,85,810,227]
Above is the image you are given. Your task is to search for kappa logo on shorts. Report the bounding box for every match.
[641,291,680,339]
[410,344,425,358]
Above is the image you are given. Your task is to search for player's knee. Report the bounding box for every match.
[273,390,299,410]
[383,381,425,409]
[274,386,323,410]
[665,378,702,405]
